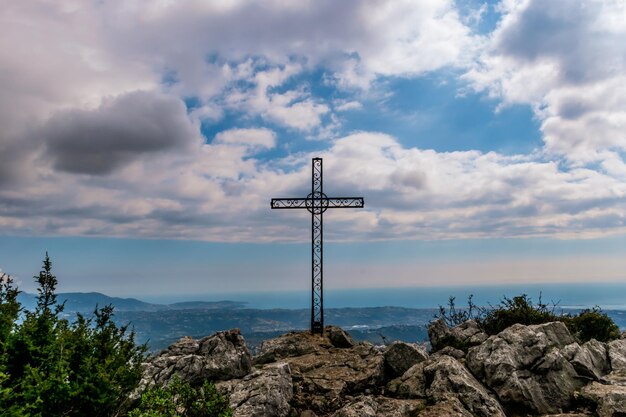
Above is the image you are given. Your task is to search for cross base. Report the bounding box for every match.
[311,321,324,335]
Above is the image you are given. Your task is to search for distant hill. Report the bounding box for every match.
[15,291,626,354]
[16,292,246,313]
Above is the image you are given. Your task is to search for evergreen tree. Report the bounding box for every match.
[0,272,20,358]
[0,253,147,417]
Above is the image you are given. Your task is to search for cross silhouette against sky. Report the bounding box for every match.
[271,158,364,334]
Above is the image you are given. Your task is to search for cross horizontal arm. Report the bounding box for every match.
[271,198,308,209]
[326,197,364,208]
[271,197,364,209]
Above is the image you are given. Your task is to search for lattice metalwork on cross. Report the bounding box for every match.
[271,158,364,334]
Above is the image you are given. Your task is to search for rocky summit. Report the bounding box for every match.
[138,323,626,417]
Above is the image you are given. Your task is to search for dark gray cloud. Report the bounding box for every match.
[495,0,626,84]
[43,91,198,175]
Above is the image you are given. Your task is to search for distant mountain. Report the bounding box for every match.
[15,291,626,354]
[16,292,246,313]
[167,300,246,310]
[113,306,438,352]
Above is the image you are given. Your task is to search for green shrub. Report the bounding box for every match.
[129,376,232,417]
[479,294,559,335]
[436,293,621,346]
[563,308,621,343]
[437,295,481,328]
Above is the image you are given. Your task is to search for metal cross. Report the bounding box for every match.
[271,158,364,334]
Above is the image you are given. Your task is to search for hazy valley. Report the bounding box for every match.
[18,291,626,352]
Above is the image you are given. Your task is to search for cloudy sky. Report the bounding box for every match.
[1,0,626,299]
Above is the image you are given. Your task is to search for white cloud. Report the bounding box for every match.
[2,131,626,242]
[213,128,276,150]
[464,0,626,163]
[334,100,363,112]
[2,0,626,245]
[0,0,479,190]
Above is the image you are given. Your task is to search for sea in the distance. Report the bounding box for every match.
[140,282,626,311]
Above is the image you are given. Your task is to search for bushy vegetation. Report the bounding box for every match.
[0,253,232,417]
[562,308,621,343]
[129,376,232,417]
[437,293,621,343]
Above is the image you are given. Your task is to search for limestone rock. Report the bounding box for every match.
[427,318,450,351]
[608,339,626,372]
[330,395,425,417]
[330,395,377,417]
[428,318,487,352]
[254,331,329,364]
[383,341,428,379]
[466,321,583,414]
[580,381,626,417]
[374,396,426,416]
[562,339,610,380]
[326,326,355,348]
[424,355,506,417]
[385,361,427,399]
[285,340,384,415]
[217,362,293,417]
[140,329,252,389]
[419,397,474,417]
[601,369,626,386]
[432,345,465,360]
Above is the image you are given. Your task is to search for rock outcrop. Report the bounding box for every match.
[428,318,487,351]
[385,361,427,399]
[562,339,610,381]
[139,321,626,417]
[607,339,626,371]
[424,355,507,417]
[139,329,251,389]
[383,341,428,379]
[466,322,584,414]
[331,395,425,417]
[284,337,385,414]
[217,362,293,417]
[579,382,626,417]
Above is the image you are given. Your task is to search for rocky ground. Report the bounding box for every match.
[138,320,626,417]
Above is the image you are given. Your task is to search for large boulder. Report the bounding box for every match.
[140,329,252,388]
[385,361,427,399]
[428,318,487,352]
[254,331,329,364]
[258,332,385,416]
[288,342,385,415]
[428,318,450,351]
[217,362,293,417]
[608,339,626,371]
[466,322,584,414]
[326,326,356,348]
[383,341,428,379]
[562,339,610,381]
[424,355,506,417]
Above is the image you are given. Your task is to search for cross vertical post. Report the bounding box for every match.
[271,158,364,334]
[311,158,323,333]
